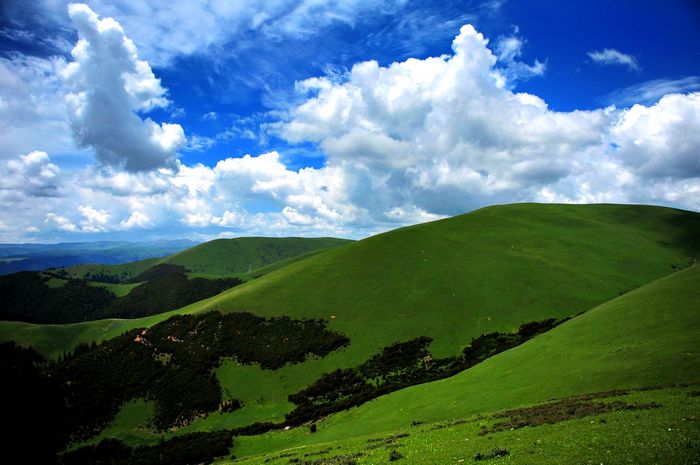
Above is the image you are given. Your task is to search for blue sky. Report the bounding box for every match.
[0,0,699,242]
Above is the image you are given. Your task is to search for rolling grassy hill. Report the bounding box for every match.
[12,202,696,453]
[57,237,352,282]
[231,263,700,458]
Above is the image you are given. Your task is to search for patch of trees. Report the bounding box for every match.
[1,342,67,464]
[0,272,115,323]
[105,272,243,319]
[59,432,233,465]
[285,318,566,425]
[50,311,349,437]
[0,270,242,323]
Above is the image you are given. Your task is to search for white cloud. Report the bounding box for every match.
[0,151,61,198]
[78,205,110,232]
[120,211,153,229]
[31,0,407,66]
[588,48,640,71]
[494,34,546,84]
[62,3,185,172]
[0,54,73,160]
[604,76,700,107]
[610,92,700,179]
[277,25,611,217]
[45,212,78,232]
[1,23,699,242]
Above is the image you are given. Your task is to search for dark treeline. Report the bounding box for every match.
[0,270,242,323]
[285,318,567,425]
[0,272,115,323]
[1,342,69,464]
[3,310,348,464]
[105,272,243,319]
[59,432,233,465]
[52,311,349,437]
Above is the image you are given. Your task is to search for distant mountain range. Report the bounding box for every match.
[0,239,198,275]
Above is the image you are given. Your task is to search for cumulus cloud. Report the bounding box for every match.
[62,3,185,172]
[277,25,612,218]
[610,92,700,178]
[0,151,61,198]
[45,212,78,232]
[588,48,640,71]
[272,25,700,221]
[1,23,699,241]
[120,211,153,229]
[494,34,546,83]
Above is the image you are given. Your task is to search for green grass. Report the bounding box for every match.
[232,264,700,458]
[55,237,351,280]
[89,282,141,297]
[157,237,352,277]
[2,203,698,440]
[57,237,352,282]
[226,386,700,465]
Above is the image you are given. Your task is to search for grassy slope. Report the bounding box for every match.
[1,204,698,374]
[2,203,699,436]
[44,276,139,297]
[159,237,351,277]
[233,264,700,457]
[58,237,351,281]
[228,386,700,465]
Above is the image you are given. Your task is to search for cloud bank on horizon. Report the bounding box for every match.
[0,1,699,242]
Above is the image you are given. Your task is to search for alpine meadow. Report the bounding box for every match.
[1,1,699,464]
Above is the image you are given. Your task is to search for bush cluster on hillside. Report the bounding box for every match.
[52,311,349,436]
[0,270,242,323]
[285,319,565,425]
[59,432,233,465]
[1,342,67,464]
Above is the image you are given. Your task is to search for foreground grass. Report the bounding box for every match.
[226,386,699,465]
[229,265,700,457]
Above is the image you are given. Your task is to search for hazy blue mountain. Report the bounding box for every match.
[0,240,198,275]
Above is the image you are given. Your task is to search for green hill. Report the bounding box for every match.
[232,263,700,458]
[6,203,697,450]
[3,203,699,464]
[56,237,352,282]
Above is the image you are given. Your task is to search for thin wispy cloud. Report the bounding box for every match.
[604,76,700,106]
[588,48,640,71]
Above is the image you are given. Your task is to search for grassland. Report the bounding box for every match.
[5,204,697,358]
[226,386,699,465]
[20,202,694,452]
[230,263,700,458]
[57,237,351,282]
